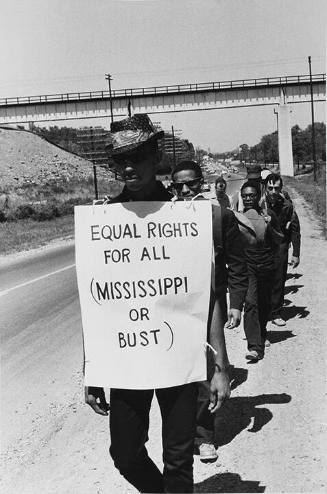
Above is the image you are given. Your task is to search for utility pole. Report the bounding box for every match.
[105,74,114,124]
[308,56,317,182]
[273,108,279,170]
[93,165,99,200]
[171,125,176,168]
[90,127,98,199]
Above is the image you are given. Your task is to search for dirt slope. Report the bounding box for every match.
[0,127,93,190]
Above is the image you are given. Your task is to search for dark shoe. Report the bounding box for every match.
[272,317,286,326]
[245,350,263,362]
[199,443,218,462]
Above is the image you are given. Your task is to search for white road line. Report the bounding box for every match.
[0,264,76,297]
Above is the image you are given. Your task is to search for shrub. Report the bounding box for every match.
[31,203,60,221]
[15,204,36,220]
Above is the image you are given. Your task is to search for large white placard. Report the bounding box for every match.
[75,200,212,389]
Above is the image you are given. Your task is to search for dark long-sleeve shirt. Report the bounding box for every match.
[213,205,248,311]
[260,193,301,257]
[241,207,284,272]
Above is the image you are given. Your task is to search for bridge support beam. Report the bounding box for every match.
[277,103,294,177]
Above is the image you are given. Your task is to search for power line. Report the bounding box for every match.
[1,56,324,90]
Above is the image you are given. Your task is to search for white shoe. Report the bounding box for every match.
[199,443,218,462]
[272,317,286,326]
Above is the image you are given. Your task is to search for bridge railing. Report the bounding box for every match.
[1,73,325,107]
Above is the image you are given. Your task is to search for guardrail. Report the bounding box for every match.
[1,74,325,107]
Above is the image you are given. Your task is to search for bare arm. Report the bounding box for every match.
[207,291,231,413]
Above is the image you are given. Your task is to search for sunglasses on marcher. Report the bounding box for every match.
[172,178,202,192]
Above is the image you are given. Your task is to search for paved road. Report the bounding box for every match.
[0,243,75,294]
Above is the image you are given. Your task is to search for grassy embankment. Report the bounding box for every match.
[0,177,123,255]
[284,164,326,235]
[2,166,325,256]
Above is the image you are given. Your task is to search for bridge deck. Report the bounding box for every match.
[1,74,325,107]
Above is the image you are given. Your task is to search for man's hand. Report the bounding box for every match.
[290,256,300,268]
[208,369,231,414]
[85,386,109,416]
[225,308,241,329]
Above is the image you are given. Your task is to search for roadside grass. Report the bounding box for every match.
[0,215,75,255]
[1,174,123,221]
[284,164,326,235]
[0,176,124,255]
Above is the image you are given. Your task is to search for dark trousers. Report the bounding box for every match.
[244,268,274,356]
[196,292,227,447]
[196,380,214,446]
[109,384,197,493]
[271,243,289,318]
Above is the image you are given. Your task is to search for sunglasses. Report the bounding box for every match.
[172,178,202,192]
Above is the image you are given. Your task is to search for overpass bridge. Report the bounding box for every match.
[0,73,325,125]
[1,73,325,177]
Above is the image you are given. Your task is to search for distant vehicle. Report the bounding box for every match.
[202,183,211,191]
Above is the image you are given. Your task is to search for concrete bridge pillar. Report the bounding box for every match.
[277,103,294,177]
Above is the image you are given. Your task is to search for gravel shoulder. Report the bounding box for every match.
[1,187,326,493]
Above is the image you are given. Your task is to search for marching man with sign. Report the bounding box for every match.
[75,114,231,493]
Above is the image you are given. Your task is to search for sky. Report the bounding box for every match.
[0,0,326,152]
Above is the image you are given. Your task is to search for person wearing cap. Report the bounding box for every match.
[215,176,231,209]
[261,169,271,182]
[260,173,301,327]
[171,160,248,463]
[84,114,231,493]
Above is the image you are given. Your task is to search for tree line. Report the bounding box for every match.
[239,122,326,166]
[32,125,82,155]
[31,125,195,173]
[32,121,326,169]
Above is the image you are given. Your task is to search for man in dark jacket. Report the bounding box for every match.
[171,160,248,463]
[85,115,231,493]
[261,173,301,326]
[240,181,284,361]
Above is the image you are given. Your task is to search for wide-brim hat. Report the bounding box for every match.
[105,114,164,156]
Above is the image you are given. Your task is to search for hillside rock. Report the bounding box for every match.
[0,128,94,191]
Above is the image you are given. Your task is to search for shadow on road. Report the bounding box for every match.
[267,329,296,344]
[286,272,303,281]
[194,472,265,492]
[284,284,304,295]
[214,393,291,448]
[230,366,249,391]
[282,305,310,321]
